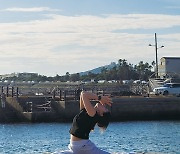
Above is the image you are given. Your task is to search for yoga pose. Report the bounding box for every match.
[58,91,112,154]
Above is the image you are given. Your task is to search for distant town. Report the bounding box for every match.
[0,59,156,83]
[0,57,180,85]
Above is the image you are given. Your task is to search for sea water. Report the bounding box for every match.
[0,121,179,154]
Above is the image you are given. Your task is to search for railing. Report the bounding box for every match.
[0,86,19,98]
[130,83,149,95]
[35,101,51,112]
[0,86,82,112]
[0,86,82,101]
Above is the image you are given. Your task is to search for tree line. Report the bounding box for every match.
[4,59,154,82]
[78,59,153,82]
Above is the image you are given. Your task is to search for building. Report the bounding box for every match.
[158,57,180,78]
[0,72,38,80]
[17,72,38,78]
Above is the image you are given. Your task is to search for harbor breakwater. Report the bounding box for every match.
[0,96,180,123]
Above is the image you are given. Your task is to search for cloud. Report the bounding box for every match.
[0,13,180,75]
[2,7,60,12]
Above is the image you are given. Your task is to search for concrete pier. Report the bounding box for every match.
[0,96,180,123]
[111,97,180,121]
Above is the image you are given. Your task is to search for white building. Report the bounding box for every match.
[158,57,180,78]
[17,72,38,78]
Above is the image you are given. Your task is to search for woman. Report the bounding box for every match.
[58,91,112,154]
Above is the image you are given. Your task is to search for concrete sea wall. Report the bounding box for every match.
[111,97,180,121]
[0,96,180,123]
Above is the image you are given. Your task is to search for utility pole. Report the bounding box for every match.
[149,33,164,78]
[155,33,158,78]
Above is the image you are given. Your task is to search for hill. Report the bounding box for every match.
[79,62,117,76]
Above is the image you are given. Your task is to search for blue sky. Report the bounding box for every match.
[0,0,180,76]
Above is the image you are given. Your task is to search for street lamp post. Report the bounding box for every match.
[155,33,158,78]
[149,33,164,78]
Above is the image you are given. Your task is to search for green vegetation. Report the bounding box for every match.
[3,59,153,82]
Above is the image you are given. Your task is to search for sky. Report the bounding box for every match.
[0,0,180,76]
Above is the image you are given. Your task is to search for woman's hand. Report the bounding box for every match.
[99,95,112,106]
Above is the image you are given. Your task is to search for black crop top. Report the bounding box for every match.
[69,108,99,139]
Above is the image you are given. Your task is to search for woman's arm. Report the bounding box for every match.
[80,91,98,117]
[98,95,112,106]
[80,91,112,117]
[79,93,85,110]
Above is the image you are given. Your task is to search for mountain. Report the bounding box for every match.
[79,62,117,76]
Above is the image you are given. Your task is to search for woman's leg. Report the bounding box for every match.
[77,140,110,154]
[61,139,110,154]
[53,144,73,154]
[54,151,73,154]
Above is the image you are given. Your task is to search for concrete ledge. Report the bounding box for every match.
[111,97,180,121]
[0,96,180,122]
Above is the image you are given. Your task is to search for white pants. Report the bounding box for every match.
[55,139,110,154]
